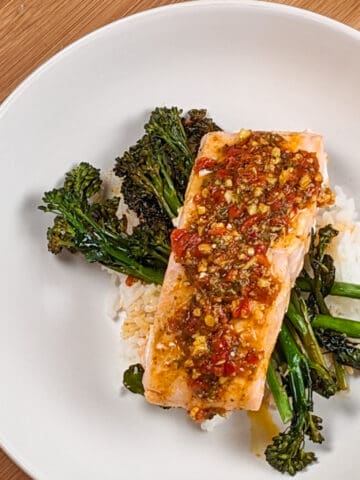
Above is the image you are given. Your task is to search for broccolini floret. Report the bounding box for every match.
[182,108,221,159]
[315,328,360,369]
[145,106,193,181]
[115,135,182,220]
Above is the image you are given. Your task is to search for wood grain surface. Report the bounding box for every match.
[1,0,359,478]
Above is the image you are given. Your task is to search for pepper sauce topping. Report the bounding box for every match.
[169,131,324,400]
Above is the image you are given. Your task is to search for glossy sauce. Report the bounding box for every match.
[248,401,280,457]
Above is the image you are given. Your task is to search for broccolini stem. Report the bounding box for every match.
[144,172,180,219]
[267,359,293,424]
[156,244,171,258]
[55,198,166,284]
[143,246,170,266]
[313,314,360,338]
[287,301,307,335]
[314,277,331,315]
[329,281,360,299]
[44,207,165,284]
[100,237,165,283]
[105,263,164,285]
[265,321,323,475]
[279,322,309,412]
[286,321,308,357]
[287,300,328,369]
[296,278,360,299]
[333,357,348,390]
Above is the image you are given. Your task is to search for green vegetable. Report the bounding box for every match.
[265,323,324,476]
[313,314,360,338]
[123,364,145,395]
[145,106,193,188]
[307,224,338,315]
[312,315,360,369]
[286,292,338,399]
[296,279,360,300]
[299,225,347,389]
[266,359,293,424]
[115,107,221,226]
[299,227,360,373]
[182,108,221,159]
[327,281,360,299]
[315,329,360,369]
[39,162,166,284]
[114,134,182,220]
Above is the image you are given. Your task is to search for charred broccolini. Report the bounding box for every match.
[114,107,221,226]
[314,326,360,370]
[114,134,182,221]
[39,162,167,284]
[182,108,222,160]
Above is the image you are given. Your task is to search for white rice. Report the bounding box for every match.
[317,186,360,320]
[106,269,161,363]
[200,413,231,431]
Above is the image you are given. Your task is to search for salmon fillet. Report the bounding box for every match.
[143,130,332,420]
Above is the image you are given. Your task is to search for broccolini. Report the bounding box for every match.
[114,107,221,226]
[39,162,167,284]
[265,322,324,475]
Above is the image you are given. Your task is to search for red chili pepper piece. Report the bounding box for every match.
[246,351,262,365]
[208,226,227,235]
[233,298,250,318]
[125,275,138,287]
[212,188,225,203]
[271,199,283,211]
[228,205,241,220]
[255,244,267,255]
[194,157,216,174]
[216,168,231,179]
[224,360,236,376]
[256,253,270,268]
[225,145,242,157]
[240,214,263,233]
[171,229,200,259]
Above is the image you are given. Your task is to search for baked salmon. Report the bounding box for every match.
[143,130,332,420]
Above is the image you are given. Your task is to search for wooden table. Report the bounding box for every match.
[0,0,359,477]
